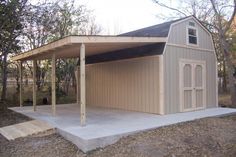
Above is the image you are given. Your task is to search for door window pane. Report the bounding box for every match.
[195,65,203,87]
[184,64,192,87]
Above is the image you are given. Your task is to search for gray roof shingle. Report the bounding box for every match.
[119,16,190,37]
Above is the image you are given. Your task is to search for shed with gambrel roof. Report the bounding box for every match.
[12,16,217,126]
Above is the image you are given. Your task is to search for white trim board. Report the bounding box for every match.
[166,43,214,52]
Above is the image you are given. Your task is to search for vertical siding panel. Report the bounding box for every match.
[131,63,135,110]
[133,64,136,110]
[116,63,119,109]
[144,61,148,112]
[170,48,174,113]
[164,45,217,114]
[128,63,132,110]
[101,64,105,106]
[164,51,168,113]
[138,63,142,111]
[107,65,110,107]
[153,57,156,113]
[155,56,160,113]
[95,66,98,105]
[121,63,125,109]
[136,63,139,111]
[138,60,141,111]
[127,64,130,110]
[125,63,128,110]
[147,60,151,112]
[85,56,161,114]
[114,63,118,108]
[155,57,158,113]
[123,63,126,110]
[150,58,153,113]
[98,65,101,106]
[150,58,154,113]
[92,66,95,105]
[143,62,147,112]
[132,62,136,110]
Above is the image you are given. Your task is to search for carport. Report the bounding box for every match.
[11,35,167,126]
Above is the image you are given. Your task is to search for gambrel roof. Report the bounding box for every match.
[119,16,190,37]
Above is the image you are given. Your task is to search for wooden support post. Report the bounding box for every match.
[33,60,37,111]
[76,67,80,104]
[51,53,56,116]
[80,43,86,126]
[19,61,23,107]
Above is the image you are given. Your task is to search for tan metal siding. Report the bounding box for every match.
[168,19,214,50]
[164,45,217,114]
[85,56,161,114]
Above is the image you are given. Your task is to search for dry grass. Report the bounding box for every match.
[3,85,76,108]
[219,94,233,107]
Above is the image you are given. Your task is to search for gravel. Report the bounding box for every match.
[0,109,236,157]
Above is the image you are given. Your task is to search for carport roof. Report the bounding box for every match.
[12,35,167,61]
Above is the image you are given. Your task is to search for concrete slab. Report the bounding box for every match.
[0,120,54,140]
[10,104,236,152]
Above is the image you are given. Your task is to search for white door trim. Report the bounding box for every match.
[179,58,206,112]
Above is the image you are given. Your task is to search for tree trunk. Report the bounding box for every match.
[221,36,236,106]
[218,60,223,94]
[209,0,236,107]
[225,56,236,106]
[72,73,76,93]
[1,53,8,101]
[25,74,28,86]
[36,61,41,91]
[222,59,228,93]
[16,68,20,93]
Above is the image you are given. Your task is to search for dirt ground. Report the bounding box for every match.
[0,109,236,157]
[0,109,31,127]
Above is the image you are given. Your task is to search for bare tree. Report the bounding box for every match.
[210,0,236,105]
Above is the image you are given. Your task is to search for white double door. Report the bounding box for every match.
[180,59,206,112]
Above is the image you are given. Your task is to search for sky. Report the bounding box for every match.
[79,0,177,35]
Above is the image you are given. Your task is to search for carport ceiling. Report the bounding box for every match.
[12,35,167,61]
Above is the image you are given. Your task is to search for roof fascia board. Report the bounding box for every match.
[12,37,73,61]
[12,36,167,61]
[70,36,167,43]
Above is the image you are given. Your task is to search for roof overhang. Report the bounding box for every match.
[12,35,167,61]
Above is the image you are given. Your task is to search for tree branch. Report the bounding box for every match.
[210,0,223,31]
[152,0,188,17]
[224,0,236,32]
[210,0,236,33]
